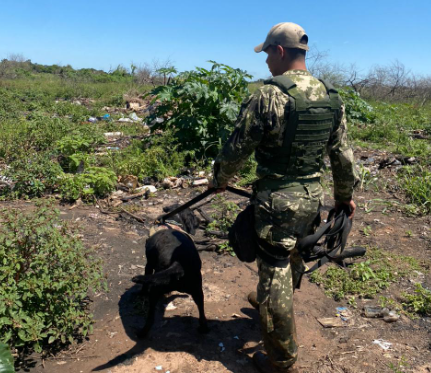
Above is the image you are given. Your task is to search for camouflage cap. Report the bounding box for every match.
[254,22,309,53]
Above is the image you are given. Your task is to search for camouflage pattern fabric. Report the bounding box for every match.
[212,69,358,370]
[212,69,358,202]
[257,257,297,369]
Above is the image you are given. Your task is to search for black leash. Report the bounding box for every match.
[157,186,252,223]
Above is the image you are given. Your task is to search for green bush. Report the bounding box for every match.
[0,343,14,373]
[3,154,63,198]
[59,166,116,201]
[0,201,105,352]
[398,166,431,213]
[103,131,189,181]
[339,88,376,123]
[148,61,252,157]
[403,283,431,316]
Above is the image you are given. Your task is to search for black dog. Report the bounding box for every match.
[131,204,209,337]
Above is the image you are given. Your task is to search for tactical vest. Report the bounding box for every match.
[255,75,342,179]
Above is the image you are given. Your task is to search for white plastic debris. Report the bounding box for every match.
[149,117,164,126]
[136,185,157,193]
[373,339,392,350]
[117,118,134,123]
[219,342,225,352]
[192,178,208,186]
[155,366,163,371]
[104,132,123,139]
[129,112,140,122]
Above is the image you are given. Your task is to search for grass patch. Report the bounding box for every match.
[309,247,423,301]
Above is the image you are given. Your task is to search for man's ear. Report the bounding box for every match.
[276,45,285,59]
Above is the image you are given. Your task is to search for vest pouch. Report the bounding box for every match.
[228,205,257,262]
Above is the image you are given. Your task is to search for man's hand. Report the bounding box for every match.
[208,179,227,194]
[335,199,356,219]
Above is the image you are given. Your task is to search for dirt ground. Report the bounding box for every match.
[8,150,431,373]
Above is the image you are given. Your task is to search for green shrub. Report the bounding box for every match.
[398,166,431,213]
[310,247,421,301]
[148,61,252,157]
[0,343,14,373]
[402,283,431,316]
[3,154,63,198]
[207,195,241,234]
[339,88,376,123]
[59,166,116,201]
[0,201,105,352]
[103,131,189,181]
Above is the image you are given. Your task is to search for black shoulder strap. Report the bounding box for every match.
[319,79,342,110]
[264,75,307,111]
[264,75,296,93]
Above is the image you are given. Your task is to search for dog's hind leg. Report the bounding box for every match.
[191,286,209,333]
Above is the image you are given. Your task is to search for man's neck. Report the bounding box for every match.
[283,61,307,73]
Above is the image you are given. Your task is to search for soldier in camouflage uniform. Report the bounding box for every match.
[211,22,357,373]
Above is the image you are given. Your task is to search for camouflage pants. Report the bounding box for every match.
[253,180,322,368]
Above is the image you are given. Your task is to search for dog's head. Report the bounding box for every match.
[162,203,200,235]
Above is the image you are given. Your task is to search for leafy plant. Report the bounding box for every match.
[59,166,116,201]
[207,195,241,234]
[147,61,252,157]
[0,200,105,352]
[3,154,63,198]
[310,247,422,301]
[398,165,431,214]
[402,283,431,316]
[339,88,376,123]
[0,343,14,373]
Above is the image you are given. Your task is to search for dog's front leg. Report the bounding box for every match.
[136,292,158,338]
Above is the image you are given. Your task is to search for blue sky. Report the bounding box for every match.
[1,0,430,80]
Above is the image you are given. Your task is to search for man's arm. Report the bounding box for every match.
[327,104,359,217]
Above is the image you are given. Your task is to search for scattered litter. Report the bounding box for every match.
[363,306,399,322]
[129,112,140,122]
[162,177,183,189]
[318,306,355,327]
[233,336,240,340]
[109,331,117,338]
[136,185,157,193]
[317,317,347,328]
[383,311,400,323]
[117,118,134,123]
[219,342,225,352]
[373,339,392,350]
[363,306,385,318]
[106,147,120,151]
[336,307,354,322]
[102,113,111,121]
[56,361,67,365]
[231,313,241,318]
[88,116,98,123]
[104,132,123,139]
[120,175,138,189]
[192,178,209,186]
[165,302,177,311]
[155,366,163,371]
[197,171,205,177]
[72,100,82,105]
[149,117,164,126]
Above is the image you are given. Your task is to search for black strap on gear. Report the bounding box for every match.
[296,206,366,273]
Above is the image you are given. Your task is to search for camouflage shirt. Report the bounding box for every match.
[212,69,357,201]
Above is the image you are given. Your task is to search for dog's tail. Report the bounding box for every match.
[131,262,184,287]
